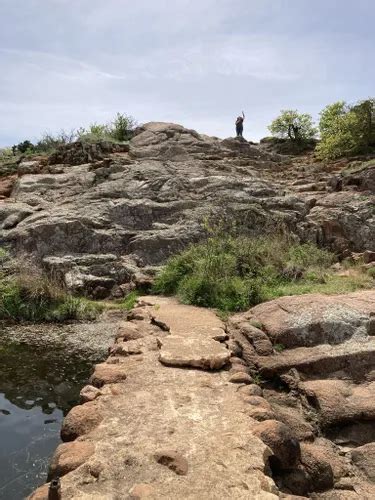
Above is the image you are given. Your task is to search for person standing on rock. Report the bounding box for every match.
[235,111,245,137]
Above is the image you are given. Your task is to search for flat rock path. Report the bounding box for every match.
[31,297,278,499]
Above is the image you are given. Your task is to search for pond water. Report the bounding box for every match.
[0,338,97,500]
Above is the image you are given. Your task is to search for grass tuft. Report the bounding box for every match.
[0,264,103,322]
[119,291,139,311]
[153,233,373,312]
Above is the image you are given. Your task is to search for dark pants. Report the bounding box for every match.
[236,124,243,137]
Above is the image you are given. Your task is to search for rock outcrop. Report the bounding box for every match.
[228,290,375,498]
[1,122,374,297]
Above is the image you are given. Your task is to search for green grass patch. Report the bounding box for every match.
[118,291,139,311]
[273,344,285,353]
[153,233,374,312]
[262,272,373,300]
[0,270,103,322]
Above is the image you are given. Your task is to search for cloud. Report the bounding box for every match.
[1,0,375,145]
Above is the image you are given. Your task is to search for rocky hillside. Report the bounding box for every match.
[0,122,374,298]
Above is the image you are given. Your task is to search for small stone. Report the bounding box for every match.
[238,384,263,397]
[89,363,127,388]
[300,443,334,491]
[230,356,247,366]
[116,323,145,341]
[28,483,49,499]
[253,419,301,470]
[226,339,242,357]
[154,450,188,475]
[127,308,151,321]
[129,483,155,498]
[61,401,103,442]
[48,441,95,479]
[211,327,228,341]
[80,385,102,403]
[247,407,277,421]
[106,357,120,364]
[110,340,142,356]
[229,372,252,384]
[230,364,250,375]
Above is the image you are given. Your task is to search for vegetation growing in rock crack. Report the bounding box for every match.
[153,232,373,312]
[0,257,102,322]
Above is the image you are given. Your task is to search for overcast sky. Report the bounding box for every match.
[0,0,374,146]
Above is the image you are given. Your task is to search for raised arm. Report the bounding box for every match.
[242,111,245,119]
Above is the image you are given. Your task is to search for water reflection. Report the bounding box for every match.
[0,339,96,500]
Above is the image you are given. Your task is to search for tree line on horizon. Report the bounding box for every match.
[2,98,375,162]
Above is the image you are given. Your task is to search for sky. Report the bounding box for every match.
[0,0,374,146]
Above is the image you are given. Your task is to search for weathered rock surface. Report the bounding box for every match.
[350,443,375,482]
[48,441,95,480]
[30,296,278,499]
[228,290,375,498]
[253,419,301,470]
[2,122,374,297]
[159,335,230,369]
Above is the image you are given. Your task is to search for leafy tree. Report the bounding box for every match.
[316,98,375,160]
[14,140,34,154]
[268,110,317,142]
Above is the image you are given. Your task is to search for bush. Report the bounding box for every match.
[316,98,375,160]
[153,232,337,312]
[0,266,102,322]
[77,113,137,143]
[110,113,137,142]
[13,140,35,154]
[9,112,138,156]
[268,110,317,142]
[35,130,76,153]
[120,291,139,311]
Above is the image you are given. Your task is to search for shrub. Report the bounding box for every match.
[153,232,338,312]
[13,140,35,154]
[120,291,139,311]
[77,113,137,143]
[316,98,375,160]
[0,266,102,322]
[268,110,317,142]
[35,130,76,153]
[9,112,138,156]
[110,113,137,141]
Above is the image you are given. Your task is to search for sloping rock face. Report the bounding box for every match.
[228,290,375,498]
[1,122,374,297]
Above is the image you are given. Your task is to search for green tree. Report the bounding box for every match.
[316,98,375,160]
[15,140,34,153]
[109,113,137,141]
[268,110,317,142]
